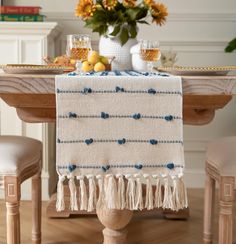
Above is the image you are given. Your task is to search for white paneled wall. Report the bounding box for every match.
[4,0,236,189]
[0,22,60,200]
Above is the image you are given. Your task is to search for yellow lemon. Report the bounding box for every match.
[88,51,100,65]
[94,62,106,72]
[82,61,94,72]
[70,59,76,65]
[99,56,109,65]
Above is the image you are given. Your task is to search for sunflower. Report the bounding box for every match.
[123,0,136,8]
[143,0,154,8]
[150,3,168,26]
[102,0,118,10]
[75,0,97,19]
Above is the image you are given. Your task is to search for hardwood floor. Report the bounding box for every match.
[0,189,235,244]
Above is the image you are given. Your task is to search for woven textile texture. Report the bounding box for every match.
[55,71,188,212]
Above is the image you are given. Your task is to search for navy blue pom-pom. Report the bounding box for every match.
[57,138,61,143]
[85,138,93,145]
[115,86,125,92]
[150,139,158,145]
[159,73,169,77]
[57,88,61,93]
[68,164,76,172]
[101,112,109,119]
[83,87,92,94]
[167,163,175,170]
[148,88,156,94]
[135,164,143,170]
[101,166,106,172]
[102,165,110,172]
[69,112,77,118]
[133,113,141,120]
[165,115,173,121]
[118,138,126,145]
[68,72,77,76]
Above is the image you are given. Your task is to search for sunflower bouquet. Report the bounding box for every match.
[75,0,168,45]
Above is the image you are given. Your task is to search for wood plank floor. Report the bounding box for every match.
[0,189,236,244]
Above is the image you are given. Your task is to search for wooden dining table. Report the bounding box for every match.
[0,72,236,244]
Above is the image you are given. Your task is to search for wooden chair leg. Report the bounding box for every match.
[32,172,42,244]
[219,176,235,244]
[97,208,133,244]
[203,171,215,244]
[4,176,21,244]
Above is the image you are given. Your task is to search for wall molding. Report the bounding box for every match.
[59,38,229,53]
[44,11,236,22]
[168,12,236,22]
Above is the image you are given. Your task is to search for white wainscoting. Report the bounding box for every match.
[0,22,60,200]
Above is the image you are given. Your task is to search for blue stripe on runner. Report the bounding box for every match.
[56,88,182,95]
[58,113,182,120]
[114,70,122,76]
[57,138,184,144]
[57,163,184,169]
[124,70,139,76]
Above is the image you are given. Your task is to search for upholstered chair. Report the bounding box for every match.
[203,137,236,244]
[0,136,42,244]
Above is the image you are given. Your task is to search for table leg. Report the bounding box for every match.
[97,208,133,244]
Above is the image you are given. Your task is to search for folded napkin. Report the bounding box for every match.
[55,70,188,212]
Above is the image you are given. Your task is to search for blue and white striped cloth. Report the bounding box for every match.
[55,71,188,212]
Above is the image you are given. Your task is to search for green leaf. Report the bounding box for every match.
[137,20,149,25]
[85,22,102,30]
[120,27,129,46]
[225,38,236,53]
[109,25,121,36]
[136,8,148,20]
[126,8,141,21]
[94,25,108,36]
[129,24,137,38]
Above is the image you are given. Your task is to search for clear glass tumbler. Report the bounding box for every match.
[66,34,92,74]
[140,40,161,72]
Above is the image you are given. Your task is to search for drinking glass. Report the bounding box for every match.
[66,34,92,74]
[140,40,161,72]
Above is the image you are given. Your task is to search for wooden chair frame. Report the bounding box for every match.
[2,157,42,244]
[203,161,235,244]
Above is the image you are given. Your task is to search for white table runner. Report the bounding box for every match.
[55,71,188,212]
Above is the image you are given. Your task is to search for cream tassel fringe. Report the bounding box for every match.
[87,175,97,212]
[105,175,118,209]
[96,175,104,209]
[126,174,136,210]
[135,174,143,210]
[68,174,78,211]
[56,175,66,212]
[154,176,162,208]
[144,174,153,210]
[163,176,173,209]
[56,173,188,212]
[117,174,125,210]
[77,176,88,211]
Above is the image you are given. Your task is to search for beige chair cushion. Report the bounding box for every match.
[206,136,236,176]
[0,136,42,176]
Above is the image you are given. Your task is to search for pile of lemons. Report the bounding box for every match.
[82,51,109,72]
